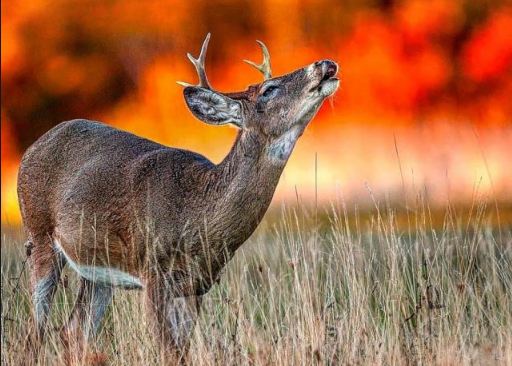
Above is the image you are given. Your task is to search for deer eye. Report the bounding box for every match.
[262,85,278,98]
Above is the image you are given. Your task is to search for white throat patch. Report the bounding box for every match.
[267,125,302,162]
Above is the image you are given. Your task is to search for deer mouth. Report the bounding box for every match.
[319,74,339,86]
[310,61,339,95]
[315,74,339,96]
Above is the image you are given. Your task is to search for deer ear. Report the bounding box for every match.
[184,87,243,127]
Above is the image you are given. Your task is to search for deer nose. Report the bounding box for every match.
[315,60,338,78]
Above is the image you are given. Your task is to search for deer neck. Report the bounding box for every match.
[210,129,287,248]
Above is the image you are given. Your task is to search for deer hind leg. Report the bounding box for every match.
[145,280,202,364]
[27,233,67,345]
[60,278,113,366]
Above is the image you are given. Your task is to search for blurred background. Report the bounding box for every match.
[2,0,511,225]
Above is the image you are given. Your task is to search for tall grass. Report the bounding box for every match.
[2,200,511,365]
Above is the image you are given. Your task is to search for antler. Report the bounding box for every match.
[177,33,212,89]
[244,40,272,80]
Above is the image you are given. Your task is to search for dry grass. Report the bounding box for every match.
[2,200,511,365]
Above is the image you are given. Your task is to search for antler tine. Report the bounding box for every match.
[243,40,272,80]
[177,33,212,89]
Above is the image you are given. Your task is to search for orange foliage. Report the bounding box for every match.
[1,1,512,223]
[463,9,512,82]
[1,116,20,224]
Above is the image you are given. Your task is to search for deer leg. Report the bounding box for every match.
[145,280,202,364]
[60,278,113,365]
[26,233,66,362]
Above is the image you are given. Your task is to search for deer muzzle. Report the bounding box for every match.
[309,59,340,97]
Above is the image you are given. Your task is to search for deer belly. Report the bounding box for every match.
[54,239,143,289]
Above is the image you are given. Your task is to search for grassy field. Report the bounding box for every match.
[2,200,511,365]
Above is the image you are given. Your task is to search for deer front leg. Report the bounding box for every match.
[145,279,202,364]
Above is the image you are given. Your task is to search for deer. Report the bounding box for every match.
[17,33,339,364]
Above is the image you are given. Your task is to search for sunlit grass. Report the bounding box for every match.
[2,200,511,365]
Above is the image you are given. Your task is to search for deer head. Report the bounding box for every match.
[179,33,339,162]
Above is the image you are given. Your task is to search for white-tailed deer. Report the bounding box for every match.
[17,33,339,364]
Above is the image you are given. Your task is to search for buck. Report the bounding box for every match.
[17,34,339,364]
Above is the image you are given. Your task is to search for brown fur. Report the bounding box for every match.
[17,38,339,363]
